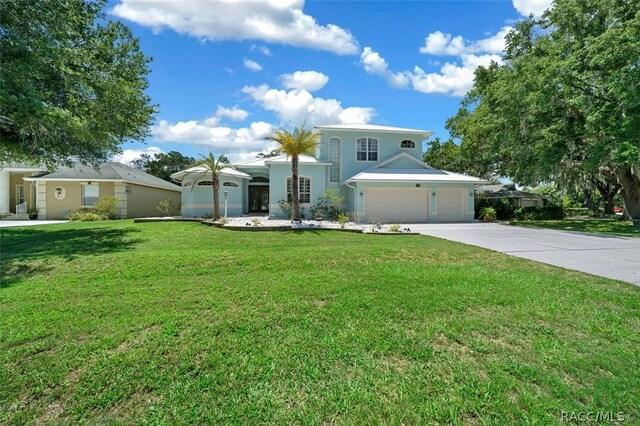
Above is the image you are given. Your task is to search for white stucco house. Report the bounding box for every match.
[171,124,487,223]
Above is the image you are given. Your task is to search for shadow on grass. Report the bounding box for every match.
[1,226,144,288]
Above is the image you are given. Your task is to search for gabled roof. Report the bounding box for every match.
[477,183,549,199]
[314,124,434,139]
[234,157,270,168]
[24,162,181,192]
[343,153,487,184]
[170,166,251,182]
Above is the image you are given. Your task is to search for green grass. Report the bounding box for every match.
[511,219,640,238]
[1,221,639,424]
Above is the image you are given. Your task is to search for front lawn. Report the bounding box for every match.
[511,219,640,238]
[1,221,639,424]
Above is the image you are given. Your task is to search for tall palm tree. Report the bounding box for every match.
[192,152,228,220]
[266,124,319,221]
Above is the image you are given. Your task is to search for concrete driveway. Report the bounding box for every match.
[409,223,640,285]
[0,220,67,228]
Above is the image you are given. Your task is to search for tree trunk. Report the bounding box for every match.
[583,188,597,211]
[213,174,220,220]
[291,156,300,222]
[593,180,621,215]
[617,167,640,227]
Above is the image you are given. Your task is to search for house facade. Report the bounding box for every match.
[0,162,181,220]
[172,124,486,223]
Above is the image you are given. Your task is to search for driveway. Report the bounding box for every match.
[410,223,640,286]
[0,220,67,228]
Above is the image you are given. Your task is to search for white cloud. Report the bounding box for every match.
[111,0,358,55]
[361,47,501,97]
[280,71,329,91]
[360,47,410,88]
[224,67,234,74]
[243,58,263,71]
[409,54,502,96]
[242,84,375,126]
[419,26,513,56]
[215,105,249,121]
[112,147,163,165]
[251,44,272,56]
[512,0,553,16]
[152,118,275,156]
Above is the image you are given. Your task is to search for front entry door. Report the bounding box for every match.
[249,185,269,213]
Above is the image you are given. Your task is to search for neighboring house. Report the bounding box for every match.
[477,183,549,208]
[172,124,486,223]
[0,162,181,219]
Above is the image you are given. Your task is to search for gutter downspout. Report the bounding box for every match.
[346,180,357,219]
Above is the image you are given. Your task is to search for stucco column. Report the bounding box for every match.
[0,170,10,214]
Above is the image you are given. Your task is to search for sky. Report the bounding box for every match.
[108,0,553,164]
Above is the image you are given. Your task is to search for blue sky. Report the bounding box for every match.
[108,0,552,164]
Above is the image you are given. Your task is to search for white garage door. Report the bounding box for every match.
[365,188,429,222]
[437,188,467,222]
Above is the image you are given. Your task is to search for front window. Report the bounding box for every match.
[222,182,238,188]
[197,180,213,186]
[82,183,99,206]
[287,177,311,203]
[329,137,341,182]
[356,137,378,161]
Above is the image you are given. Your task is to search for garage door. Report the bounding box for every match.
[365,188,429,222]
[437,188,466,222]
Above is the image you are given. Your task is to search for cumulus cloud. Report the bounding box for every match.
[242,84,375,126]
[361,47,501,97]
[111,0,358,55]
[280,71,329,92]
[215,105,249,121]
[360,47,410,88]
[152,119,274,156]
[243,58,263,71]
[112,146,163,165]
[419,26,513,56]
[512,0,553,16]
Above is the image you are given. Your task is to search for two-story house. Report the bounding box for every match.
[171,124,486,222]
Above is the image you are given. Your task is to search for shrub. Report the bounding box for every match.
[514,205,565,220]
[309,188,344,220]
[479,207,497,222]
[93,196,117,220]
[277,200,305,219]
[157,199,175,217]
[217,217,229,225]
[251,218,261,227]
[388,224,401,232]
[475,196,518,220]
[67,209,102,221]
[337,212,349,228]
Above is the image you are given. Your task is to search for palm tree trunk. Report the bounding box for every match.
[213,174,220,220]
[291,155,300,221]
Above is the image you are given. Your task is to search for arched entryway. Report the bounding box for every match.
[248,176,269,213]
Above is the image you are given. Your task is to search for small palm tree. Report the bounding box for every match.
[266,124,319,221]
[192,152,229,220]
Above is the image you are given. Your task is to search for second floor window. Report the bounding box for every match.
[287,177,311,203]
[356,137,378,161]
[400,140,416,149]
[329,137,341,182]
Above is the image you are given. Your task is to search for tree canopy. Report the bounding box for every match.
[0,0,156,166]
[447,0,640,224]
[131,150,196,182]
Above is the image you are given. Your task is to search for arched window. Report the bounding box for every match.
[222,182,238,188]
[329,137,341,182]
[286,177,311,203]
[356,137,378,161]
[197,180,213,186]
[252,176,269,183]
[400,140,416,149]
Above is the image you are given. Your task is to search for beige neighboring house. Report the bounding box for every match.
[0,162,181,220]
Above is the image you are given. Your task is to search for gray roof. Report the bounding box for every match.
[27,162,180,192]
[477,183,548,199]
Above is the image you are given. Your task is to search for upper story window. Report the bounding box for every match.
[197,180,213,186]
[329,137,341,182]
[400,140,416,149]
[222,182,238,188]
[287,177,311,204]
[81,183,99,206]
[356,137,378,161]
